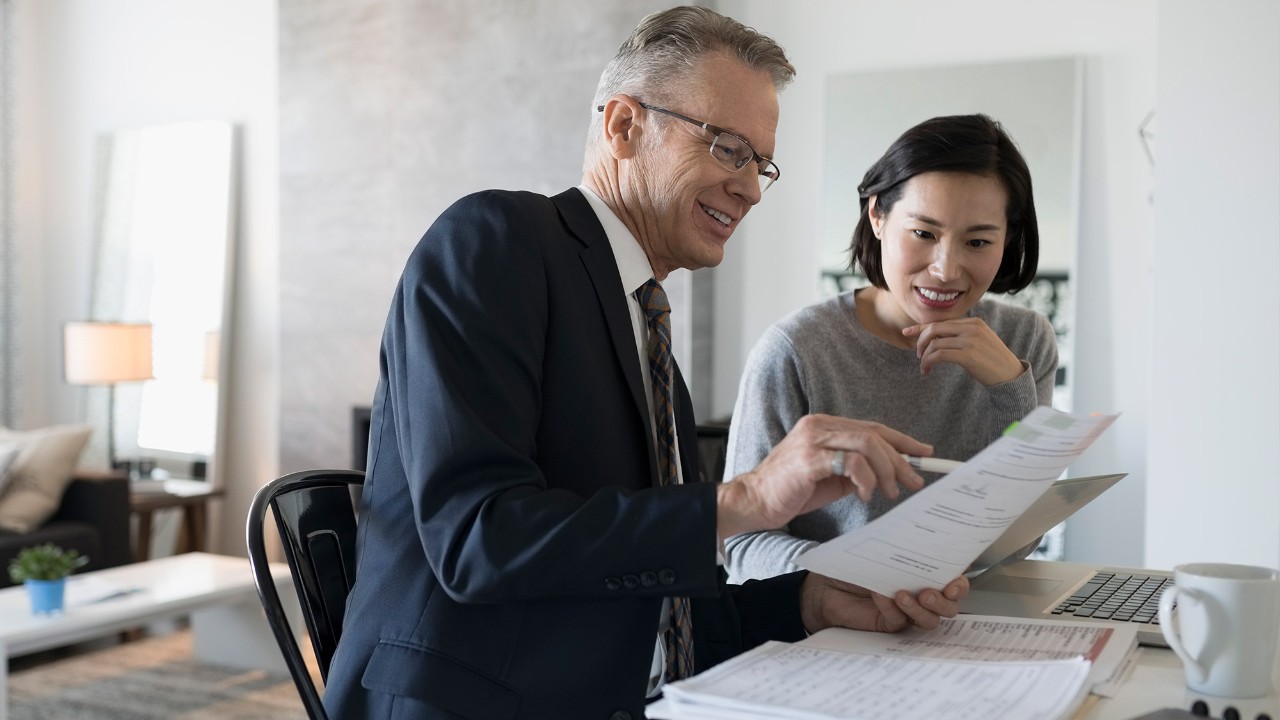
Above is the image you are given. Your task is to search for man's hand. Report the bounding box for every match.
[902,317,1023,386]
[716,415,931,541]
[799,573,970,634]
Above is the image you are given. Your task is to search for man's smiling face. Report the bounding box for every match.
[624,51,779,279]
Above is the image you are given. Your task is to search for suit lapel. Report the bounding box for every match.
[551,189,660,486]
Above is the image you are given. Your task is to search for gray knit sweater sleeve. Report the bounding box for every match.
[721,324,821,578]
[722,292,1058,583]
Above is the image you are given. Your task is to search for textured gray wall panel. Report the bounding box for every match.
[279,0,684,472]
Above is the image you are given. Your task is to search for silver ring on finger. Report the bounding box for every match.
[831,449,846,477]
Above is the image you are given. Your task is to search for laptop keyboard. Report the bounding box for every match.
[1051,570,1172,624]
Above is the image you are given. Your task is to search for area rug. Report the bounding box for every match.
[7,630,307,720]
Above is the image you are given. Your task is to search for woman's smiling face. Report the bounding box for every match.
[868,171,1009,331]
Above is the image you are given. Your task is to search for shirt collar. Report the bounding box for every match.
[576,185,654,296]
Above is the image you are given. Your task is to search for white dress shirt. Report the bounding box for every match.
[576,185,686,696]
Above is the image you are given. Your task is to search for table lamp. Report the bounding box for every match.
[63,321,154,470]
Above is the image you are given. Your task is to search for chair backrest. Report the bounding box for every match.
[246,469,363,720]
[695,423,731,483]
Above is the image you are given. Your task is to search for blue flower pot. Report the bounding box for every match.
[26,578,67,615]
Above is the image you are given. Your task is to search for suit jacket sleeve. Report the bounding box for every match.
[381,189,725,604]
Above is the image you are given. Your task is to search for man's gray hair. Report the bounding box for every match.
[584,6,795,164]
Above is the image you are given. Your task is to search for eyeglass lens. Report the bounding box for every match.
[709,134,778,192]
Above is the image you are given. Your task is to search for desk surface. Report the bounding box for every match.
[1089,646,1279,719]
[130,478,223,506]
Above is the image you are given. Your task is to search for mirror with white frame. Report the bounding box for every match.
[820,57,1081,413]
[820,58,1081,558]
[89,120,236,482]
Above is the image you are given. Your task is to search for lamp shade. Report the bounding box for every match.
[63,322,155,385]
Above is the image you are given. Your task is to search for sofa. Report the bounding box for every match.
[0,471,132,588]
[0,471,131,584]
[0,423,134,586]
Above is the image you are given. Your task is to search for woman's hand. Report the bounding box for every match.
[902,317,1024,386]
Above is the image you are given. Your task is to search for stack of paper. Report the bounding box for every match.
[802,615,1140,698]
[64,576,146,606]
[647,615,1139,720]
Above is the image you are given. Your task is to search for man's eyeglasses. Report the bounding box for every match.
[596,102,781,192]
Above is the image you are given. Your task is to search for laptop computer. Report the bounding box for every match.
[959,472,1174,647]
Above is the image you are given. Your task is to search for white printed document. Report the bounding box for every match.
[650,642,1092,720]
[796,407,1117,596]
[646,615,1135,720]
[801,615,1139,697]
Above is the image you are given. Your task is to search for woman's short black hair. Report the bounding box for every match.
[850,114,1039,295]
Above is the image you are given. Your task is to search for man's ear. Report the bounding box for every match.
[601,95,645,159]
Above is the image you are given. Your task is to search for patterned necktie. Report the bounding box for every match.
[637,278,695,682]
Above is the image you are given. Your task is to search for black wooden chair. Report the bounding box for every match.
[695,423,731,484]
[246,469,363,720]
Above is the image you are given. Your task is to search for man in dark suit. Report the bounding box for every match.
[324,7,969,719]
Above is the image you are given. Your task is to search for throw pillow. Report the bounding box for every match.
[0,424,94,533]
[0,441,21,496]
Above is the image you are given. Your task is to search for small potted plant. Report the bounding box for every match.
[7,543,89,615]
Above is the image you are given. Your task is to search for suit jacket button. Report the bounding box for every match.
[658,568,677,586]
[604,576,622,591]
[622,573,640,589]
[640,571,658,587]
[609,712,632,720]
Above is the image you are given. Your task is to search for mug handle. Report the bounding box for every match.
[1158,585,1207,684]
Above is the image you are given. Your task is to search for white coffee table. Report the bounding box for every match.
[0,552,300,720]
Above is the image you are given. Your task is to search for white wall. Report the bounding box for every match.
[718,0,1158,565]
[1146,0,1280,570]
[20,1,1279,569]
[16,0,278,555]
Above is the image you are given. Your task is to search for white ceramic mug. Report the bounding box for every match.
[1158,562,1280,698]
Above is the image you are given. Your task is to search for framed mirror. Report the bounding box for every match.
[819,57,1082,412]
[90,120,236,482]
[819,58,1081,560]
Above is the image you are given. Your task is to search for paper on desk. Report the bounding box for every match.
[64,576,144,607]
[800,615,1139,698]
[652,640,1092,720]
[796,407,1118,596]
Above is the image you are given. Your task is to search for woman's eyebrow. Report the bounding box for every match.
[906,212,1001,233]
[907,212,943,227]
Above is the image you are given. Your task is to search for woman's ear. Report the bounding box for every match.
[868,195,884,239]
[600,95,644,160]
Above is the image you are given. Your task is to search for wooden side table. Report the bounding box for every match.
[129,479,224,562]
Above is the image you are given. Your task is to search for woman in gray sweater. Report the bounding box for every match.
[725,114,1058,583]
